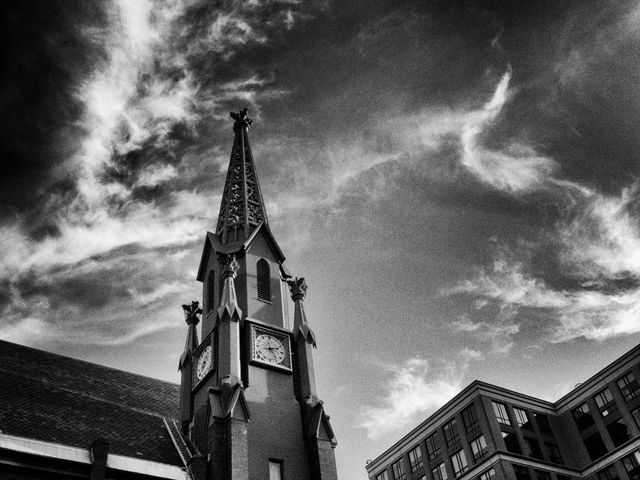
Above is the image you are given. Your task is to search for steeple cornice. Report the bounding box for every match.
[216,108,268,245]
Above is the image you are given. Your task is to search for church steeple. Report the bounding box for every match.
[216,108,268,245]
[188,109,339,480]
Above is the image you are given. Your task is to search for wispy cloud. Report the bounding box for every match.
[460,70,556,193]
[357,357,464,439]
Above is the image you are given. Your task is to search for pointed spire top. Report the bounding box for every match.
[230,108,252,131]
[216,107,268,245]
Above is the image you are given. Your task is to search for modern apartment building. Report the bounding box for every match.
[366,344,640,480]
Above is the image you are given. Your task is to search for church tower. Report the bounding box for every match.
[178,109,338,480]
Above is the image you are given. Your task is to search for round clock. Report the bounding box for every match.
[255,334,286,364]
[196,345,212,380]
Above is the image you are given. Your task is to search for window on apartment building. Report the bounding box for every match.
[572,403,595,430]
[513,465,532,480]
[594,388,617,417]
[502,431,522,454]
[470,435,488,462]
[525,437,543,459]
[492,401,510,425]
[514,407,532,429]
[408,445,423,472]
[545,442,563,464]
[432,463,448,480]
[478,469,496,480]
[426,433,441,461]
[450,450,468,477]
[584,431,608,461]
[535,471,551,480]
[462,405,480,434]
[632,407,640,428]
[376,470,390,480]
[391,459,406,480]
[617,371,640,402]
[607,418,631,447]
[533,412,552,435]
[269,460,283,480]
[623,450,640,480]
[443,418,460,448]
[597,464,621,480]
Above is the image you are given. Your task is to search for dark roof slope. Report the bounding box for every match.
[0,340,182,466]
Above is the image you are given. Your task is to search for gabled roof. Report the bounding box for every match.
[196,223,286,282]
[0,340,182,467]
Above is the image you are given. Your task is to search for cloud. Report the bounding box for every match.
[357,357,464,439]
[444,246,640,344]
[0,318,51,345]
[460,70,557,193]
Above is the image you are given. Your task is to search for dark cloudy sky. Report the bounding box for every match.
[3,1,640,478]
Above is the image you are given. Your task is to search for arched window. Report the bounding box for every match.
[256,259,271,302]
[207,270,215,313]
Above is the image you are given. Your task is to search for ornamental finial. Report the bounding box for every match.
[181,301,202,325]
[230,107,252,131]
[220,254,240,279]
[287,277,308,301]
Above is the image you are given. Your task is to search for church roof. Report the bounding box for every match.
[0,339,182,467]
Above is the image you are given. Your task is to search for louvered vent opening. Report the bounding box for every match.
[257,258,271,302]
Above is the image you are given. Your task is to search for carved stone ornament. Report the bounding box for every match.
[182,301,202,325]
[220,254,240,278]
[287,277,308,301]
[230,108,252,130]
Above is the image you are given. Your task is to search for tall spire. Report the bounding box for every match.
[216,108,268,245]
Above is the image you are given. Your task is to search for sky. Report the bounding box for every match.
[2,0,640,478]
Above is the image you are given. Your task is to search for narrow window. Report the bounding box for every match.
[598,464,621,480]
[391,459,406,480]
[425,433,440,460]
[607,418,630,447]
[450,449,468,476]
[545,443,563,464]
[462,405,480,433]
[269,460,282,480]
[584,431,608,461]
[257,258,271,302]
[376,471,389,480]
[525,437,543,459]
[492,402,510,425]
[443,418,460,448]
[572,403,594,430]
[534,412,552,436]
[617,371,640,402]
[207,270,215,313]
[470,435,488,462]
[502,431,522,454]
[623,450,640,480]
[479,469,496,480]
[514,407,531,429]
[408,445,423,472]
[594,388,617,417]
[432,463,448,480]
[513,465,531,480]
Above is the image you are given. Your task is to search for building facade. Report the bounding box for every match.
[0,109,338,480]
[366,344,640,480]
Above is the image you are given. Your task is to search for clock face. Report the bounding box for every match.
[196,345,212,380]
[254,334,286,365]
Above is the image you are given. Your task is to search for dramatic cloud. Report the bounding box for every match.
[357,358,464,440]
